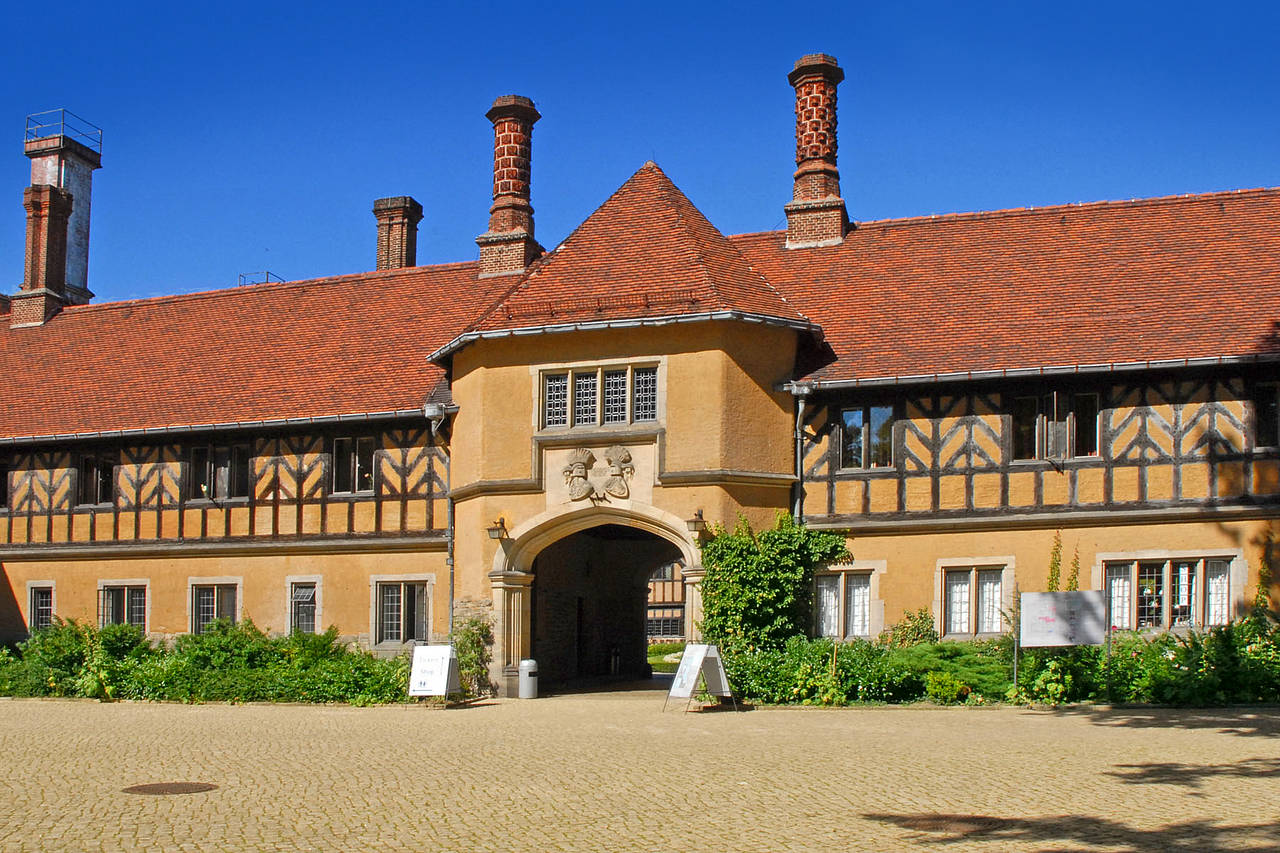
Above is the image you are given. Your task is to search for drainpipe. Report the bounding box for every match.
[424,403,454,642]
[790,382,813,522]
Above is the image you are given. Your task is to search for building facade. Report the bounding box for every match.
[2,57,1278,694]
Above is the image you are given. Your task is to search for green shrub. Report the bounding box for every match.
[888,639,1009,700]
[925,671,971,704]
[720,636,923,705]
[879,608,939,648]
[454,618,495,698]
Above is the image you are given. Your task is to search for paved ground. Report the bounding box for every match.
[1,684,1278,852]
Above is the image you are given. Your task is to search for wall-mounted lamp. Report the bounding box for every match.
[486,518,508,540]
[685,509,708,536]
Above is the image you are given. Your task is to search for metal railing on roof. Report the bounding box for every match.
[237,271,285,287]
[24,109,103,154]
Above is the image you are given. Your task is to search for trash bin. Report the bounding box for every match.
[518,658,538,699]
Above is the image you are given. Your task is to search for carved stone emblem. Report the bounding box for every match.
[562,448,597,501]
[602,445,634,499]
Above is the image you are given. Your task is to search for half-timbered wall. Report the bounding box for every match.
[803,375,1280,521]
[0,425,448,547]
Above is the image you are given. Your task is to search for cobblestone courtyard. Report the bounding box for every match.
[1,688,1278,852]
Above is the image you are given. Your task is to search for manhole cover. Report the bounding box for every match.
[122,782,218,795]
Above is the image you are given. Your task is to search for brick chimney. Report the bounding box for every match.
[373,196,423,270]
[784,54,848,249]
[23,114,101,304]
[9,184,74,328]
[476,95,543,277]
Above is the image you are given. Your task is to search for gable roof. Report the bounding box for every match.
[431,162,813,361]
[0,263,511,443]
[734,187,1280,385]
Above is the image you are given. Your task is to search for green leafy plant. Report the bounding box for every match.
[879,608,939,648]
[1046,530,1062,592]
[925,670,971,704]
[453,618,495,698]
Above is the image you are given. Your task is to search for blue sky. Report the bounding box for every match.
[2,1,1277,303]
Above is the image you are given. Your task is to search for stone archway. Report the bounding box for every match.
[488,502,702,694]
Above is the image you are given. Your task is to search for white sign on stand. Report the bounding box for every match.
[665,644,734,711]
[408,645,461,697]
[1020,591,1106,647]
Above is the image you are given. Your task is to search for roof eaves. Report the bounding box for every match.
[0,408,430,447]
[430,310,823,364]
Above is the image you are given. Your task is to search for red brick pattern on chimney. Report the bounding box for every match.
[478,95,542,277]
[785,54,849,248]
[11,185,73,327]
[373,196,423,270]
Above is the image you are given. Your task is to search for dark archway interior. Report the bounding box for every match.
[531,523,681,685]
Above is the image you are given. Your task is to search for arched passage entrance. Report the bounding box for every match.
[488,502,702,694]
[531,524,680,684]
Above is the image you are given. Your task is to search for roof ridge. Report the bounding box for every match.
[36,260,480,317]
[728,185,1280,241]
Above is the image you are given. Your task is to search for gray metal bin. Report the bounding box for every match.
[518,658,538,699]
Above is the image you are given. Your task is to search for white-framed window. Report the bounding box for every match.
[814,570,876,639]
[1011,392,1100,460]
[28,583,54,631]
[290,582,317,634]
[1105,557,1232,630]
[840,405,894,469]
[191,582,238,633]
[332,436,376,494]
[188,443,251,500]
[541,365,659,429]
[375,580,430,645]
[943,566,1005,636]
[99,584,146,629]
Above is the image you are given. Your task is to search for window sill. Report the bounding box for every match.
[328,491,376,500]
[942,632,1006,641]
[186,497,251,506]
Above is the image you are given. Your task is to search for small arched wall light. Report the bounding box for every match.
[685,509,708,536]
[486,517,508,540]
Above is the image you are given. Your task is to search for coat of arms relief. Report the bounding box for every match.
[562,445,635,502]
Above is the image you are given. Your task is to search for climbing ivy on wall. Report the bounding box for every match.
[698,513,848,653]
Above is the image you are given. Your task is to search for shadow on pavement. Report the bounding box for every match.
[861,812,1280,852]
[1033,705,1280,738]
[1105,756,1280,792]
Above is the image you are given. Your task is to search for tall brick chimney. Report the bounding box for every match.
[373,196,423,270]
[476,95,543,277]
[23,112,102,304]
[9,184,74,328]
[784,54,848,249]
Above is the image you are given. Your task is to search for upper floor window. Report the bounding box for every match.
[841,405,893,469]
[1011,392,1099,461]
[542,365,658,429]
[0,459,9,509]
[78,451,116,506]
[1255,382,1279,448]
[188,444,251,500]
[333,436,376,494]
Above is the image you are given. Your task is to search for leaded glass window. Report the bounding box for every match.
[603,370,628,424]
[543,374,569,428]
[291,583,317,634]
[632,367,658,422]
[574,372,598,426]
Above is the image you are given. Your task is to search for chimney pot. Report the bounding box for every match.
[373,196,424,270]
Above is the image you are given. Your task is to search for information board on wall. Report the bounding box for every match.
[667,643,733,700]
[1020,591,1106,648]
[408,645,461,697]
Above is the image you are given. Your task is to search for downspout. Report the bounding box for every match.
[790,382,813,522]
[424,403,454,643]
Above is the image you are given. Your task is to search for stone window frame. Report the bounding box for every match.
[97,578,150,631]
[187,576,242,634]
[286,574,323,635]
[814,559,887,640]
[534,358,666,432]
[933,557,1015,639]
[1091,549,1245,632]
[368,572,435,649]
[25,580,56,631]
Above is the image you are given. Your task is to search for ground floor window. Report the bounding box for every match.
[29,586,53,631]
[100,585,146,629]
[815,571,873,639]
[376,581,429,644]
[291,582,317,634]
[645,605,684,639]
[192,584,237,633]
[944,567,1004,636]
[1105,557,1231,630]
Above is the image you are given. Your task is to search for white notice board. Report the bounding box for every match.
[408,645,461,697]
[667,643,733,700]
[1020,591,1106,648]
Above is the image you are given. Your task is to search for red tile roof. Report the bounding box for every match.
[0,263,511,441]
[734,187,1280,383]
[457,162,809,338]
